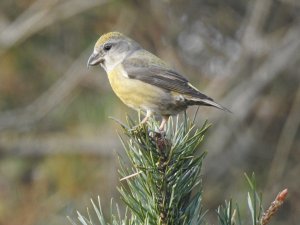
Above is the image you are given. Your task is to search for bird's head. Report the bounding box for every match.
[87,32,140,72]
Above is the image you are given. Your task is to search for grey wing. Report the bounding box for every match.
[123,57,231,112]
[122,57,211,100]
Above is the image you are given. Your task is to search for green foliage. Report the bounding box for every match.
[117,116,208,225]
[69,117,266,225]
[245,173,263,225]
[216,173,263,225]
[217,199,240,225]
[69,116,208,225]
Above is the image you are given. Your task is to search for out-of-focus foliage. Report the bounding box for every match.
[0,0,299,225]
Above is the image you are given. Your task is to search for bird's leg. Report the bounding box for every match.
[159,115,169,131]
[141,110,152,124]
[128,111,153,132]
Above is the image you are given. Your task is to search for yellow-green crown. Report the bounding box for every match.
[95,32,125,48]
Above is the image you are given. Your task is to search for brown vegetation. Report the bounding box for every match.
[0,0,299,224]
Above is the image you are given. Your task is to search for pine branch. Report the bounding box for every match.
[117,116,208,225]
[69,116,287,225]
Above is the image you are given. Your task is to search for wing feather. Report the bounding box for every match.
[122,57,211,100]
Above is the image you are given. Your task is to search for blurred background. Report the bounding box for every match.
[0,0,299,224]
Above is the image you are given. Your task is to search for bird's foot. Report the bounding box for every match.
[127,122,147,134]
[109,117,148,134]
[127,123,166,139]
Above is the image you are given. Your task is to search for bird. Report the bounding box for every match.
[87,32,230,130]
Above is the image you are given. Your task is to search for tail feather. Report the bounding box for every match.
[188,97,232,113]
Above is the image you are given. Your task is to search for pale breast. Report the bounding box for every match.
[107,64,187,115]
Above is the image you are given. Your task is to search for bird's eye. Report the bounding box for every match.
[103,44,112,51]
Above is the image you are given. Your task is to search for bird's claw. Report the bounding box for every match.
[127,123,166,138]
[127,124,144,133]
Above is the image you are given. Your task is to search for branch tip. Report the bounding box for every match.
[276,188,288,202]
[261,188,288,225]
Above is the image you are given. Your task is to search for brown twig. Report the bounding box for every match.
[261,188,288,225]
[0,0,108,53]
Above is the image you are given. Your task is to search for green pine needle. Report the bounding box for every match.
[68,115,267,225]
